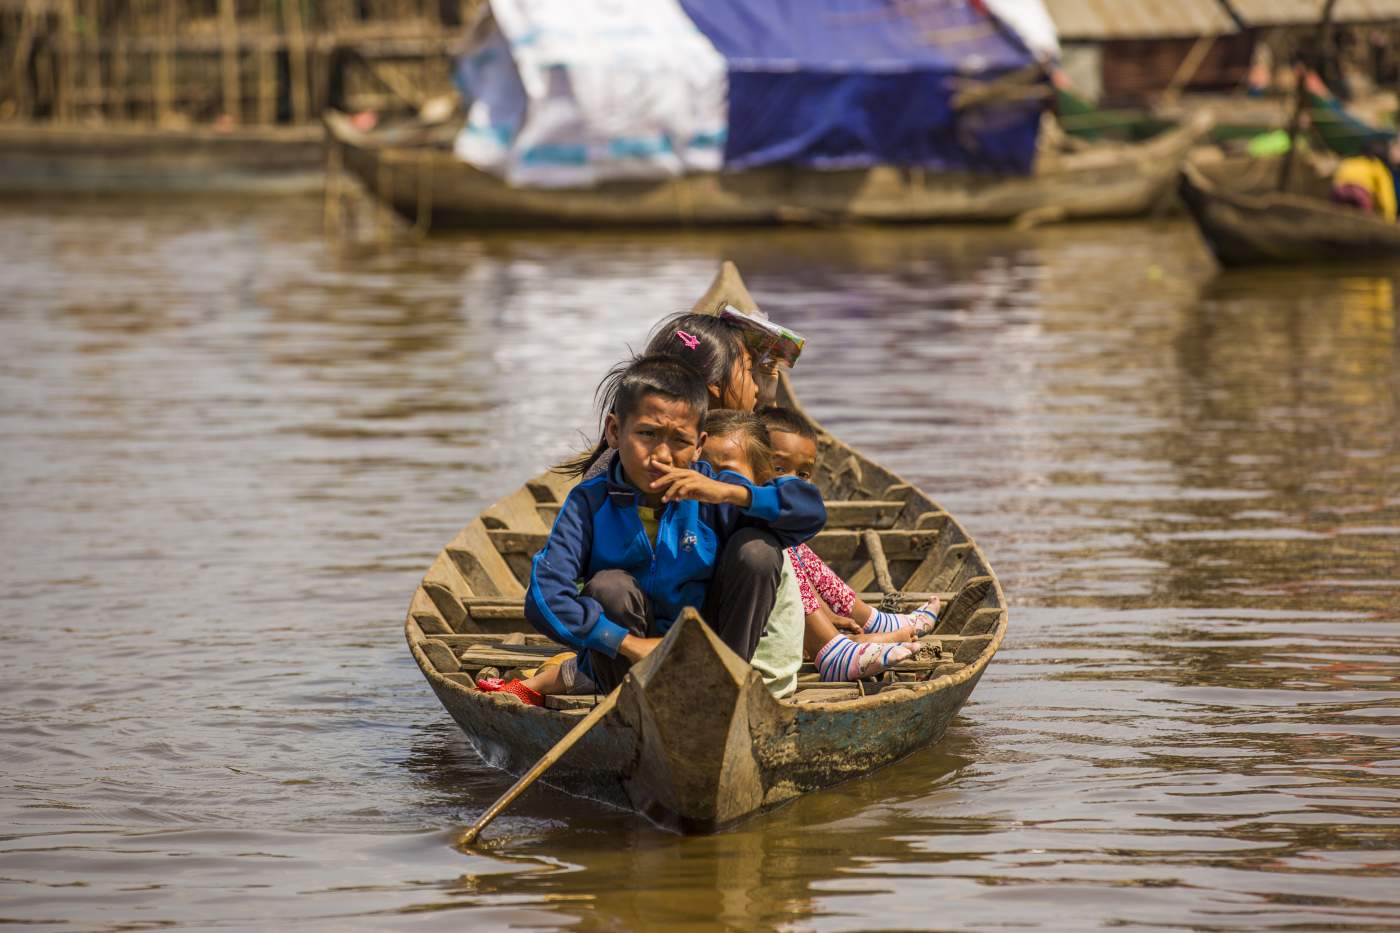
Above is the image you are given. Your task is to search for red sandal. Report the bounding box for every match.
[476,677,544,707]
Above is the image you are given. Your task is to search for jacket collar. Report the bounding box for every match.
[605,453,645,506]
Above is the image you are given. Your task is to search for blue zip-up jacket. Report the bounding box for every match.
[524,455,826,658]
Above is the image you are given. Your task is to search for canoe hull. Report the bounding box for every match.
[415,613,993,833]
[0,122,324,196]
[406,262,1008,833]
[327,111,1203,229]
[1180,161,1400,266]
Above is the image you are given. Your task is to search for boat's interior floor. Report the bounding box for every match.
[435,622,971,714]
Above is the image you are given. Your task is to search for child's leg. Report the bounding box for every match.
[802,604,920,682]
[701,527,782,662]
[855,596,941,638]
[520,654,573,696]
[792,543,939,638]
[582,568,654,693]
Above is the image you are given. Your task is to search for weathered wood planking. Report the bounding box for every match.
[402,262,1009,833]
[1179,160,1400,266]
[328,111,1206,229]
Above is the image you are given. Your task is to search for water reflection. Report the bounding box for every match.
[1,198,1398,929]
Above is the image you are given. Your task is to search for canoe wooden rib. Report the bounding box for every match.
[326,110,1206,229]
[405,262,1008,834]
[1179,160,1400,267]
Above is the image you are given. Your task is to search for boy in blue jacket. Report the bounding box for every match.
[522,354,826,696]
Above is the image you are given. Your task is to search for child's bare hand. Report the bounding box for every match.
[832,615,862,635]
[652,464,749,506]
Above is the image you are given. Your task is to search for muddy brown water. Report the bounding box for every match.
[2,198,1398,931]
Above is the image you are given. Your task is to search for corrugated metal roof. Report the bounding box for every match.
[1229,0,1400,25]
[1044,0,1239,39]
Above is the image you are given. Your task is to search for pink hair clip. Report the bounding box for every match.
[675,330,699,350]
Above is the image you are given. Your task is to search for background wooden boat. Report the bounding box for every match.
[404,263,1009,834]
[0,121,324,196]
[326,110,1206,230]
[1179,160,1400,267]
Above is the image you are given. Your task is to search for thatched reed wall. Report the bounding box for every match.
[0,0,481,125]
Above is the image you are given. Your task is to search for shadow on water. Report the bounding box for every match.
[400,719,984,930]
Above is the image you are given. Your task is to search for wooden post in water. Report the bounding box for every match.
[282,0,310,125]
[218,0,239,123]
[257,0,275,124]
[154,0,175,124]
[112,14,128,121]
[84,0,102,120]
[1279,0,1339,192]
[56,0,77,121]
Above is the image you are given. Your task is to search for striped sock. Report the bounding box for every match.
[863,600,940,637]
[862,609,906,634]
[815,636,919,682]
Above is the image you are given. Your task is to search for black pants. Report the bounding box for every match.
[585,527,783,693]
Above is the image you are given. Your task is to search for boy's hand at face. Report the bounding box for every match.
[651,463,752,506]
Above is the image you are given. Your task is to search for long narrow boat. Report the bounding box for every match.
[1179,160,1400,266]
[327,110,1206,229]
[405,263,1008,833]
[0,121,324,196]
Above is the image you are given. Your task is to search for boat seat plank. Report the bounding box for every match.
[806,529,939,562]
[535,498,908,529]
[454,592,958,629]
[486,527,939,561]
[457,646,568,669]
[431,632,556,647]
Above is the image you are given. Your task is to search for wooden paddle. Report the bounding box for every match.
[456,685,621,847]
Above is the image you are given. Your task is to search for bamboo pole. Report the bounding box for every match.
[1280,0,1339,192]
[57,0,77,121]
[8,0,39,119]
[218,0,239,123]
[257,0,274,123]
[113,18,128,120]
[456,686,622,848]
[154,0,174,123]
[1161,34,1218,105]
[282,0,309,125]
[324,136,343,236]
[413,148,433,236]
[84,0,102,119]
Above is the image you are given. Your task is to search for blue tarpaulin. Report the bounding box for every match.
[678,0,1045,174]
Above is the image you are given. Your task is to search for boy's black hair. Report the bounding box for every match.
[757,405,817,441]
[613,354,709,425]
[557,313,748,478]
[556,354,708,477]
[704,409,774,481]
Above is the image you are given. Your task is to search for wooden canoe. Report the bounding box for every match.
[1179,160,1400,267]
[0,121,324,195]
[326,109,1207,230]
[405,262,1008,834]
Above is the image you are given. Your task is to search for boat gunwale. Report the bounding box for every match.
[325,109,1205,226]
[1181,158,1400,233]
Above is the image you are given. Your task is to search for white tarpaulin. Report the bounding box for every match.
[453,0,728,188]
[982,0,1061,63]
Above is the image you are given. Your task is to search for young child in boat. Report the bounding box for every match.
[758,406,941,647]
[562,311,768,481]
[483,354,826,706]
[702,410,930,692]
